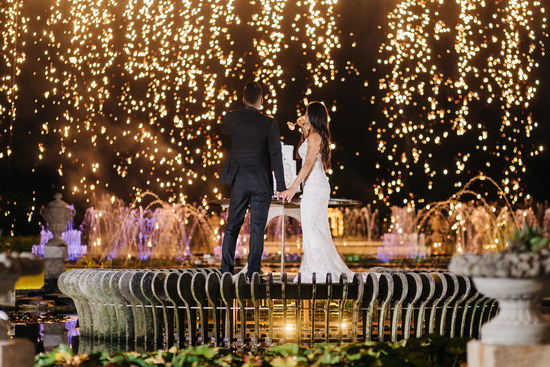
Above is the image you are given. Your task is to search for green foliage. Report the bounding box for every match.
[35,335,469,367]
[508,224,550,252]
[0,236,39,253]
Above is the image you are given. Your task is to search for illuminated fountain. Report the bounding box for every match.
[0,1,547,362]
[32,186,550,267]
[374,176,550,260]
[48,195,382,267]
[377,206,427,261]
[341,205,380,241]
[58,268,498,352]
[33,219,87,260]
[82,193,216,263]
[418,176,525,255]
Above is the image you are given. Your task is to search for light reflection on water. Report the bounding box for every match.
[11,314,79,354]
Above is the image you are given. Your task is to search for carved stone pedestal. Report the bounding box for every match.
[473,277,550,345]
[0,339,35,367]
[468,340,550,367]
[0,290,15,308]
[43,323,66,350]
[40,193,75,293]
[44,246,68,292]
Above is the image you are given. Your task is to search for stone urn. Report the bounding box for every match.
[40,193,75,247]
[449,251,550,345]
[40,193,75,292]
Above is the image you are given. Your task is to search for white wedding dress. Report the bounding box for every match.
[294,139,355,283]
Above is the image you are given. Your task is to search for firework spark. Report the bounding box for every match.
[0,0,26,160]
[375,0,546,205]
[32,0,340,208]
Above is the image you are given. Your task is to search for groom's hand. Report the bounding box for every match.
[281,186,297,203]
[276,191,283,201]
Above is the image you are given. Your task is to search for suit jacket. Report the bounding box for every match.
[220,105,287,193]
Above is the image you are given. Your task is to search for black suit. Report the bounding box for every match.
[220,105,286,278]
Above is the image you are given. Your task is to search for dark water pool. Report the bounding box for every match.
[9,312,79,354]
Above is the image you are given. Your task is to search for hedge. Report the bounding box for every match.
[35,334,469,367]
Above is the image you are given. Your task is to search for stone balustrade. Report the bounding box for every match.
[58,268,497,352]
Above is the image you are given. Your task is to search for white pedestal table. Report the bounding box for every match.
[211,198,361,274]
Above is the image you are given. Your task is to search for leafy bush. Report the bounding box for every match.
[508,224,550,252]
[0,236,38,253]
[35,334,469,367]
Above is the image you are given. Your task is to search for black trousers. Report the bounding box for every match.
[221,188,271,278]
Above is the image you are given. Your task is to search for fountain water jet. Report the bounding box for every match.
[417,175,522,254]
[82,192,216,263]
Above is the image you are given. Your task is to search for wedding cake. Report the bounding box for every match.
[274,143,300,194]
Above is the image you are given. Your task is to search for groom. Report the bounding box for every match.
[220,81,286,279]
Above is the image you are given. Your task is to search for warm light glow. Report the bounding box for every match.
[0,0,25,159]
[0,0,340,220]
[374,0,546,205]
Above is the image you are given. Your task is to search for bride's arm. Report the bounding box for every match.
[282,133,321,201]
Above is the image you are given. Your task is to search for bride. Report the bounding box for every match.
[281,102,355,283]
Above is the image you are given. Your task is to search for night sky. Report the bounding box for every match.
[0,0,549,235]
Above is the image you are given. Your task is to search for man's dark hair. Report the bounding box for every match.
[243,81,262,105]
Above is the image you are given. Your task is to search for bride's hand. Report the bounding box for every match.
[282,186,298,202]
[287,116,306,131]
[296,115,307,127]
[286,121,296,131]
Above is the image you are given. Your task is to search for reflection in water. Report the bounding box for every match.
[78,337,152,355]
[11,314,79,354]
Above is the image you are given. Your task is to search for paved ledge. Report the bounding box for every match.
[468,340,550,367]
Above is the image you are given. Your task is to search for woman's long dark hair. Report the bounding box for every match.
[306,101,331,171]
